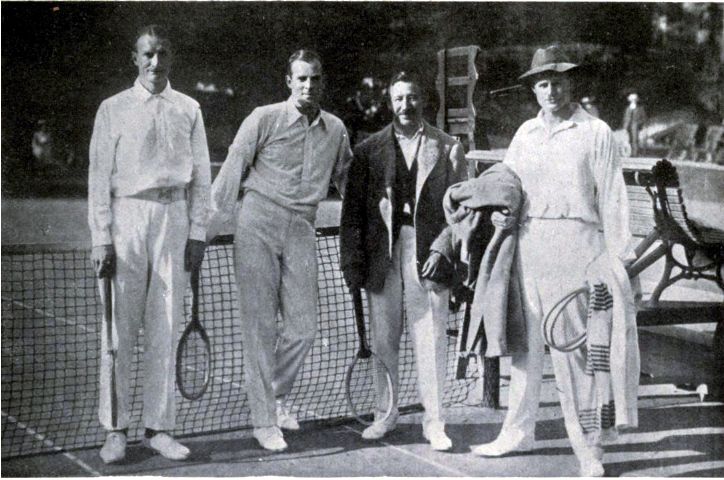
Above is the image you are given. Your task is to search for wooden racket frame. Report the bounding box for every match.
[344,288,394,425]
[102,276,118,428]
[175,264,212,400]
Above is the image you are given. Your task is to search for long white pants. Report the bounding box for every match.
[368,226,449,425]
[502,218,606,458]
[234,192,318,428]
[98,197,189,431]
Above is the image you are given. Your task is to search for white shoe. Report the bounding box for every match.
[591,446,604,461]
[253,426,287,452]
[361,411,399,440]
[99,431,126,464]
[423,420,452,451]
[276,399,300,431]
[580,458,605,477]
[471,432,534,457]
[142,432,190,460]
[579,447,605,477]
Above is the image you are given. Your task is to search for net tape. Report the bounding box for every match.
[1,228,482,458]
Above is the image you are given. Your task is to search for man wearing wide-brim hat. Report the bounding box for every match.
[470,44,640,478]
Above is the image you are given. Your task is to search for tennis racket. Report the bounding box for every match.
[101,276,118,428]
[176,265,212,400]
[455,301,475,379]
[542,240,667,352]
[344,288,394,425]
[542,286,591,352]
[455,222,505,376]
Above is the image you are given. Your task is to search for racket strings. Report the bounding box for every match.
[546,288,590,352]
[346,355,394,423]
[178,329,210,399]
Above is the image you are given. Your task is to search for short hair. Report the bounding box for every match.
[388,71,422,93]
[287,49,323,76]
[133,24,172,50]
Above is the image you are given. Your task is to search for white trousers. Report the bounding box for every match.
[368,226,449,424]
[501,218,606,457]
[99,197,189,431]
[234,192,318,428]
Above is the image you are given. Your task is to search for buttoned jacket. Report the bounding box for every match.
[340,121,466,293]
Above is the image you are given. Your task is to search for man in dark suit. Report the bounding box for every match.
[622,92,647,157]
[340,71,466,450]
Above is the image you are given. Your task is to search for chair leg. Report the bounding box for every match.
[634,229,661,259]
[651,245,676,303]
[712,321,724,400]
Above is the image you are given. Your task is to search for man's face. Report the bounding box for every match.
[133,34,173,92]
[389,81,424,128]
[286,60,323,111]
[532,73,572,115]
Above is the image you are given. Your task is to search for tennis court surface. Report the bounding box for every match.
[3,331,722,477]
[2,198,723,476]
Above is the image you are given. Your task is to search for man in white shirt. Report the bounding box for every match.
[471,45,639,478]
[209,49,352,452]
[88,24,210,464]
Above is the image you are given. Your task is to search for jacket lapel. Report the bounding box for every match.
[416,122,443,203]
[375,125,396,258]
[379,124,396,189]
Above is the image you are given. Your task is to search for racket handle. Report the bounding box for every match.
[190,264,200,320]
[102,276,117,428]
[455,355,471,380]
[351,288,370,354]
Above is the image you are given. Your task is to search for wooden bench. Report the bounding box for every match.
[625,158,723,300]
[463,152,724,405]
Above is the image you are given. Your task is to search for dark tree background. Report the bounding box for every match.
[2,2,721,195]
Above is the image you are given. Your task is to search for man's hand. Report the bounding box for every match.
[185,239,206,272]
[490,209,516,230]
[421,251,450,283]
[91,244,115,279]
[343,268,366,291]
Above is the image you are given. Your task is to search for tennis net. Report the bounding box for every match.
[1,227,482,458]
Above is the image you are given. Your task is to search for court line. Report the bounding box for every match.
[213,369,469,477]
[621,460,724,477]
[286,400,469,477]
[188,352,470,475]
[2,410,101,477]
[2,296,94,333]
[343,422,469,477]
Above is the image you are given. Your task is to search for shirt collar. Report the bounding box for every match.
[133,78,174,102]
[285,98,327,129]
[524,103,586,134]
[392,121,424,140]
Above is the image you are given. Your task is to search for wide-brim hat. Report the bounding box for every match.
[519,45,578,81]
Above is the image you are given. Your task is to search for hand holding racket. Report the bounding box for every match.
[100,274,118,428]
[93,244,118,426]
[344,288,394,425]
[176,264,212,400]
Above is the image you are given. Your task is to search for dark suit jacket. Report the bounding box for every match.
[340,121,466,293]
[623,105,647,139]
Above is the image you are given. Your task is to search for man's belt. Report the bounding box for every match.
[125,187,187,204]
[400,212,414,226]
